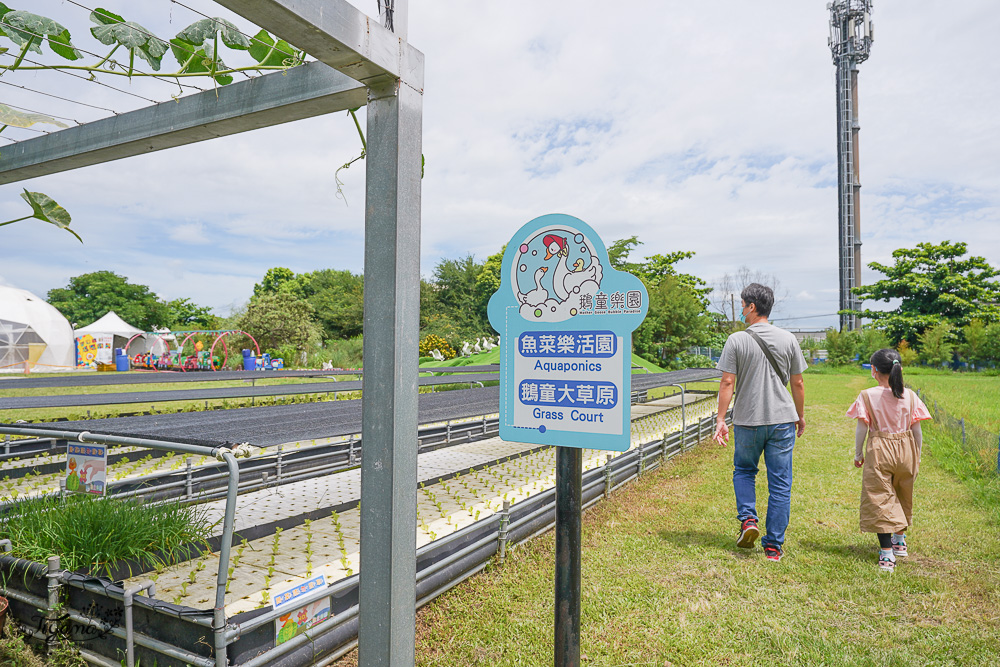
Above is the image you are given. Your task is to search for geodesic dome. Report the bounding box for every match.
[0,285,75,373]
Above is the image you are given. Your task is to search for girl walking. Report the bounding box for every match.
[846,348,931,572]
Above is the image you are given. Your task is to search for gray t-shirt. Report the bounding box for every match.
[717,322,807,427]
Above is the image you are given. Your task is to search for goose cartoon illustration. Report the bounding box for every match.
[517,266,550,307]
[543,234,568,261]
[562,256,602,297]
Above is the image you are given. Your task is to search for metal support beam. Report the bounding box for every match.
[358,74,423,666]
[0,61,365,185]
[215,0,424,89]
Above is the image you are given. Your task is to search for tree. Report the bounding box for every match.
[428,255,490,337]
[848,241,1000,345]
[253,267,297,298]
[633,276,713,369]
[165,298,216,329]
[299,269,364,340]
[960,320,990,365]
[712,266,788,324]
[48,271,172,330]
[235,292,321,353]
[472,246,505,332]
[917,321,954,366]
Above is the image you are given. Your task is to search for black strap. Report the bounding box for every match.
[744,329,788,386]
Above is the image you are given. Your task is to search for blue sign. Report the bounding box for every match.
[488,214,648,451]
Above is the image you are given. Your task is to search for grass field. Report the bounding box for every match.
[358,372,1000,666]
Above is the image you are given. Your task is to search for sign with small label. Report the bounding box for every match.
[488,214,648,451]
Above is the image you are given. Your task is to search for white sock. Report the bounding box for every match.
[880,548,894,560]
[892,534,905,545]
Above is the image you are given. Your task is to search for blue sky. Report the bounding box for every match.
[1,0,998,330]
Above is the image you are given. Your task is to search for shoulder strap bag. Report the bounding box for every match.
[743,328,789,386]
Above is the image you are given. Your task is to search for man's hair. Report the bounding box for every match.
[741,283,774,318]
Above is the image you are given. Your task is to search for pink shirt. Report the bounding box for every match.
[846,387,932,433]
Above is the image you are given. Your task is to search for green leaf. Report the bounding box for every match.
[0,103,68,129]
[170,37,232,84]
[19,190,81,242]
[0,11,81,60]
[89,9,168,71]
[248,29,295,67]
[176,17,249,51]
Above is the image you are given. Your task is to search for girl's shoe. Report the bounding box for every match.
[891,534,907,558]
[879,551,896,573]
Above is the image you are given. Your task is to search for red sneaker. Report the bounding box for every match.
[764,545,783,562]
[736,518,760,549]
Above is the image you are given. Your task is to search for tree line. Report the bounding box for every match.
[44,239,1000,370]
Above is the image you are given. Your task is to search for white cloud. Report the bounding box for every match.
[2,0,998,330]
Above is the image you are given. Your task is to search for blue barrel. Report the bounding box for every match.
[114,348,129,372]
[242,349,256,371]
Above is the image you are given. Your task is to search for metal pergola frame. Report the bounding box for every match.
[0,1,424,665]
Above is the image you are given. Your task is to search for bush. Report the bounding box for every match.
[824,328,858,365]
[918,321,954,366]
[856,327,891,362]
[897,339,919,366]
[420,334,456,360]
[307,337,364,369]
[1,495,212,577]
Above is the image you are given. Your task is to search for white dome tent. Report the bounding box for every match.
[0,286,75,373]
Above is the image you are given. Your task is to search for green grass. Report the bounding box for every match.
[0,494,214,577]
[400,373,1000,666]
[905,375,1000,431]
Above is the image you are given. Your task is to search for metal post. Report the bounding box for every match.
[554,446,581,667]
[446,420,451,443]
[4,434,10,455]
[124,580,155,667]
[349,437,356,466]
[213,451,241,667]
[359,40,423,666]
[603,456,612,499]
[276,444,284,481]
[497,500,511,565]
[46,555,61,653]
[185,457,194,500]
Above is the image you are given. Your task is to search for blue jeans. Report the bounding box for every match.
[733,423,796,549]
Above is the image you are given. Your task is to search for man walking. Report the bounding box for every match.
[713,283,806,562]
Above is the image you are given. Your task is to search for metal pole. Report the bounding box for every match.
[213,452,241,667]
[554,446,581,667]
[124,581,155,667]
[46,555,61,653]
[359,27,423,665]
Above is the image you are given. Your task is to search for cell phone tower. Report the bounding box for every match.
[829,1,873,331]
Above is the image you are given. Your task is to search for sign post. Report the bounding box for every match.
[488,214,648,665]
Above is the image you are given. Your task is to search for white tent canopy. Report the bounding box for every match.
[75,311,144,338]
[0,285,75,373]
[74,311,158,360]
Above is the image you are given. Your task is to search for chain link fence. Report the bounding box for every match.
[913,387,1000,476]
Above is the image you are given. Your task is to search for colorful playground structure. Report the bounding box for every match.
[126,330,261,372]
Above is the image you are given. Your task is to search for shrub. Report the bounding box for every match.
[824,328,858,365]
[856,327,891,362]
[897,339,919,366]
[1,495,212,577]
[918,321,954,366]
[420,334,456,360]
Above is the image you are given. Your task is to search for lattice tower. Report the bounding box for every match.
[829,0,873,331]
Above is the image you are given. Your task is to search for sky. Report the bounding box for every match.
[0,0,998,329]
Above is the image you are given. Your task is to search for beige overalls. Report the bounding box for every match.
[859,390,920,534]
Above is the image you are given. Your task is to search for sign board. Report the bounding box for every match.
[65,444,108,495]
[488,214,648,451]
[272,574,331,645]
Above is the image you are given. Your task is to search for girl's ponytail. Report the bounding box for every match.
[870,348,904,399]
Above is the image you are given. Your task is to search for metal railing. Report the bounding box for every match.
[913,387,1000,475]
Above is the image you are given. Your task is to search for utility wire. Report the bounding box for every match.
[0,79,119,114]
[0,52,162,104]
[0,15,208,93]
[0,101,81,124]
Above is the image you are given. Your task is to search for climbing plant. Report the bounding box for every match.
[0,188,79,241]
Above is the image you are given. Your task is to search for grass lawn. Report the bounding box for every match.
[401,373,1000,666]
